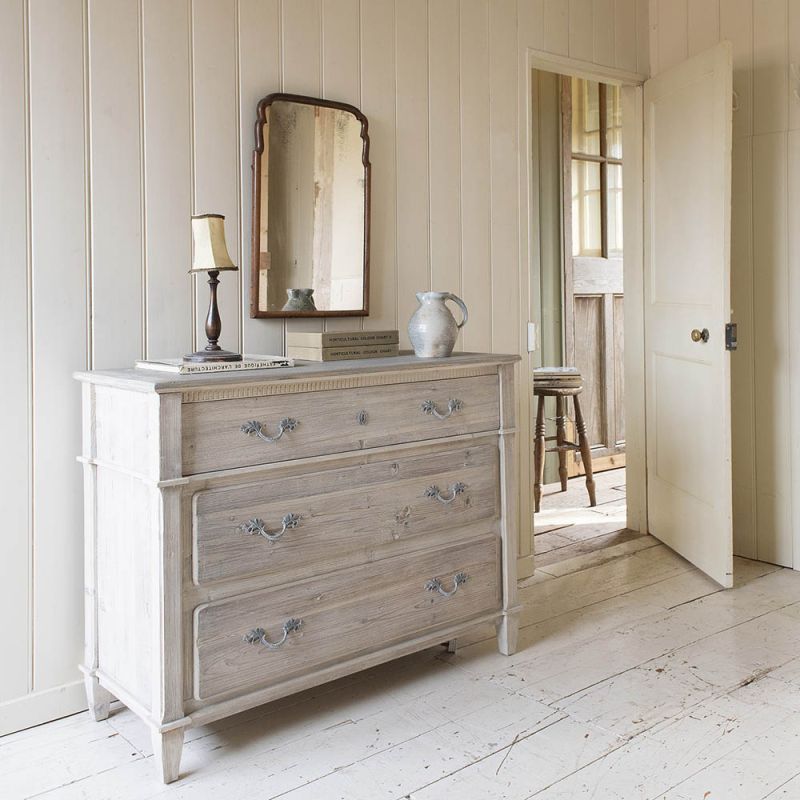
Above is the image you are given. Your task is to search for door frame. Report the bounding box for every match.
[520,49,648,558]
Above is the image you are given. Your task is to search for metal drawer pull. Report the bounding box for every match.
[426,572,468,597]
[244,618,302,650]
[240,417,298,442]
[238,513,301,542]
[421,398,463,420]
[425,482,467,504]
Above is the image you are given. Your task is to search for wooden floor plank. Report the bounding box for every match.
[4,543,799,800]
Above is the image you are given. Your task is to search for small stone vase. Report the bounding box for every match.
[407,291,469,358]
[282,288,317,312]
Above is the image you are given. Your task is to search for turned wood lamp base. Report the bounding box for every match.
[183,268,242,364]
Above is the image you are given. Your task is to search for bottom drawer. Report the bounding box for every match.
[193,537,500,701]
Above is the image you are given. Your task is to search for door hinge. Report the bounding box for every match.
[725,322,738,351]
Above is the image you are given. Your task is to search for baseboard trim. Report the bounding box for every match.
[0,680,87,737]
[517,553,535,580]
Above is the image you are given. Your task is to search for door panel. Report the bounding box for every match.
[644,42,733,587]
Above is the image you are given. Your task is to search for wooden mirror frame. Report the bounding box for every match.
[249,93,371,319]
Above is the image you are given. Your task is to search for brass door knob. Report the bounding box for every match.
[691,328,710,343]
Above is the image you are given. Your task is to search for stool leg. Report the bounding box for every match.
[573,395,596,507]
[533,395,546,513]
[555,396,568,492]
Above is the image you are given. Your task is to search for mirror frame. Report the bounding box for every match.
[249,93,371,318]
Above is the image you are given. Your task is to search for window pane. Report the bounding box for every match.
[606,83,623,159]
[572,159,602,256]
[571,79,600,156]
[607,163,623,256]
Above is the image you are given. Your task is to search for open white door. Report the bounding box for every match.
[643,42,733,587]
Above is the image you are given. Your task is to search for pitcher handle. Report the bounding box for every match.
[446,293,468,329]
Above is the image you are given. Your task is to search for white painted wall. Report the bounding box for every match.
[648,0,800,569]
[0,0,647,734]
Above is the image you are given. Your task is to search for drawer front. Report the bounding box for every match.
[193,537,500,701]
[192,442,500,586]
[182,374,499,475]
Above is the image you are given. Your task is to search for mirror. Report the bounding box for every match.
[250,93,371,317]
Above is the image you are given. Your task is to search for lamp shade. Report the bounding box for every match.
[190,213,237,272]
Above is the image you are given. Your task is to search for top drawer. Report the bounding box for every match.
[181,374,500,475]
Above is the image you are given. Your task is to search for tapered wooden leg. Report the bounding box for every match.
[496,613,519,656]
[533,395,546,513]
[555,396,568,491]
[446,639,458,654]
[84,674,113,722]
[152,728,184,784]
[573,395,596,507]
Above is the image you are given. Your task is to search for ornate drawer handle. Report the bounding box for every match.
[424,482,467,504]
[238,513,301,542]
[421,398,463,420]
[425,572,468,597]
[240,417,298,443]
[243,618,302,650]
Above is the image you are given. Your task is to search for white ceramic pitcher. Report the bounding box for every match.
[407,291,469,358]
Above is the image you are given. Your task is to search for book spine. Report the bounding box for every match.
[179,360,292,374]
[286,330,399,348]
[287,345,399,362]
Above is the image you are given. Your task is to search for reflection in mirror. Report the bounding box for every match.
[251,95,370,317]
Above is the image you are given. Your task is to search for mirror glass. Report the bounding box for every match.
[251,95,370,317]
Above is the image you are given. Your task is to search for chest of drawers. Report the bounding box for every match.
[76,353,520,783]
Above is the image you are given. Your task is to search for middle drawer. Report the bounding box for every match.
[192,440,500,586]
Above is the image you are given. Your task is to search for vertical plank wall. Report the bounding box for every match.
[649,0,800,568]
[0,0,646,734]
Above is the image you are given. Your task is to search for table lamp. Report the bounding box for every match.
[184,213,242,363]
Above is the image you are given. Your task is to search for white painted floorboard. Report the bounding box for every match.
[2,544,798,799]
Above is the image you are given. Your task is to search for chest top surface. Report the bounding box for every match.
[75,352,520,396]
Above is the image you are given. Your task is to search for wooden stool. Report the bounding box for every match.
[533,367,596,513]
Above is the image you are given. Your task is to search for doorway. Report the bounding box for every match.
[525,42,737,588]
[531,67,630,568]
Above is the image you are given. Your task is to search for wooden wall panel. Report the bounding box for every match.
[615,0,638,72]
[192,0,241,354]
[281,0,324,337]
[87,0,143,369]
[654,0,688,72]
[0,0,31,705]
[544,0,570,55]
[490,0,520,355]
[789,129,800,565]
[570,0,595,62]
[721,0,754,140]
[753,131,791,566]
[360,0,397,333]
[429,0,462,299]
[790,0,800,131]
[730,138,757,559]
[141,0,193,360]
[321,0,363,334]
[29,0,87,690]
[593,0,616,67]
[238,0,283,355]
[753,0,789,135]
[518,0,544,51]
[688,0,720,55]
[574,296,606,446]
[396,0,431,348]
[460,0,491,351]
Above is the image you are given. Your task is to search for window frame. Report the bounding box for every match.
[565,79,623,259]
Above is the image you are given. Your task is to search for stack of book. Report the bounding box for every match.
[286,330,399,362]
